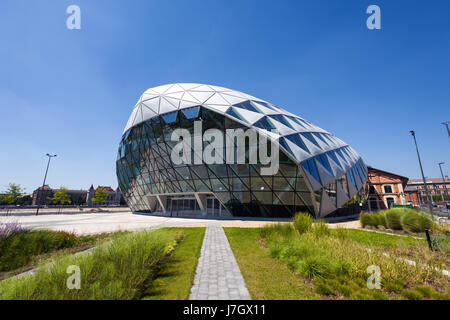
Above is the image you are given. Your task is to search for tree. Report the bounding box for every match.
[92,188,109,207]
[1,183,25,215]
[48,187,72,214]
[16,195,32,206]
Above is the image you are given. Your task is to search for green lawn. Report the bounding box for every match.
[334,228,424,248]
[141,227,205,300]
[224,228,320,300]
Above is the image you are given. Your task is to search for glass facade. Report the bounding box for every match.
[117,107,314,217]
[117,83,368,218]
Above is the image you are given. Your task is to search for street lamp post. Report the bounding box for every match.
[438,162,449,216]
[36,154,57,216]
[410,131,433,215]
[442,121,450,141]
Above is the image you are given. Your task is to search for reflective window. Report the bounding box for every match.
[316,154,333,175]
[253,117,276,131]
[233,101,261,113]
[182,107,200,119]
[347,169,357,188]
[300,132,322,149]
[313,133,330,147]
[285,134,310,154]
[269,115,294,129]
[302,158,321,184]
[327,150,341,168]
[161,111,178,124]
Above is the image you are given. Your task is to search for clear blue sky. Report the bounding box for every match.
[0,0,449,194]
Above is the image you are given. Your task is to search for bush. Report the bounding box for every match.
[431,234,450,254]
[360,213,379,228]
[313,278,334,295]
[0,229,176,300]
[260,223,294,239]
[333,227,349,240]
[293,212,312,235]
[0,230,80,272]
[381,209,403,230]
[401,211,433,233]
[312,220,330,238]
[0,220,24,239]
[296,255,335,279]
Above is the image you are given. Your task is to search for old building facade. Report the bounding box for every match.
[365,167,409,211]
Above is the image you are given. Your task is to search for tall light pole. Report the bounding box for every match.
[438,162,449,216]
[410,131,433,215]
[36,153,57,216]
[442,121,450,141]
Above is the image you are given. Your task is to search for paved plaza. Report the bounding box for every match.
[0,211,360,235]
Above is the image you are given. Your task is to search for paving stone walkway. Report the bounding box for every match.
[189,223,251,300]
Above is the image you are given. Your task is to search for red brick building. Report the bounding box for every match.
[365,167,409,211]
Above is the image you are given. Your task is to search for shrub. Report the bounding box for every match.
[0,220,24,239]
[296,255,335,279]
[333,227,349,240]
[268,239,284,258]
[312,220,330,238]
[0,230,80,272]
[279,239,314,262]
[293,212,312,234]
[381,209,403,230]
[360,213,379,228]
[313,278,334,295]
[401,211,433,233]
[0,229,175,300]
[260,223,294,239]
[431,234,450,254]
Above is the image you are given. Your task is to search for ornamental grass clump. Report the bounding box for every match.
[0,229,80,272]
[359,213,379,228]
[312,220,330,238]
[262,222,449,300]
[0,229,178,300]
[381,209,403,230]
[360,208,435,234]
[0,220,24,239]
[293,212,312,235]
[401,211,433,233]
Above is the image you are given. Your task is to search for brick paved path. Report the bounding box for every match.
[189,223,251,300]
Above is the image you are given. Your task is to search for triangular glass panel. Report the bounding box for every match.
[233,101,262,113]
[335,148,349,166]
[285,134,310,154]
[278,138,294,157]
[285,116,306,129]
[235,108,264,123]
[327,150,341,169]
[253,116,276,131]
[226,108,247,123]
[352,166,363,185]
[161,111,178,124]
[300,132,322,150]
[347,169,357,188]
[302,158,322,185]
[254,101,277,111]
[268,115,294,130]
[316,154,333,176]
[181,106,200,119]
[313,133,330,147]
